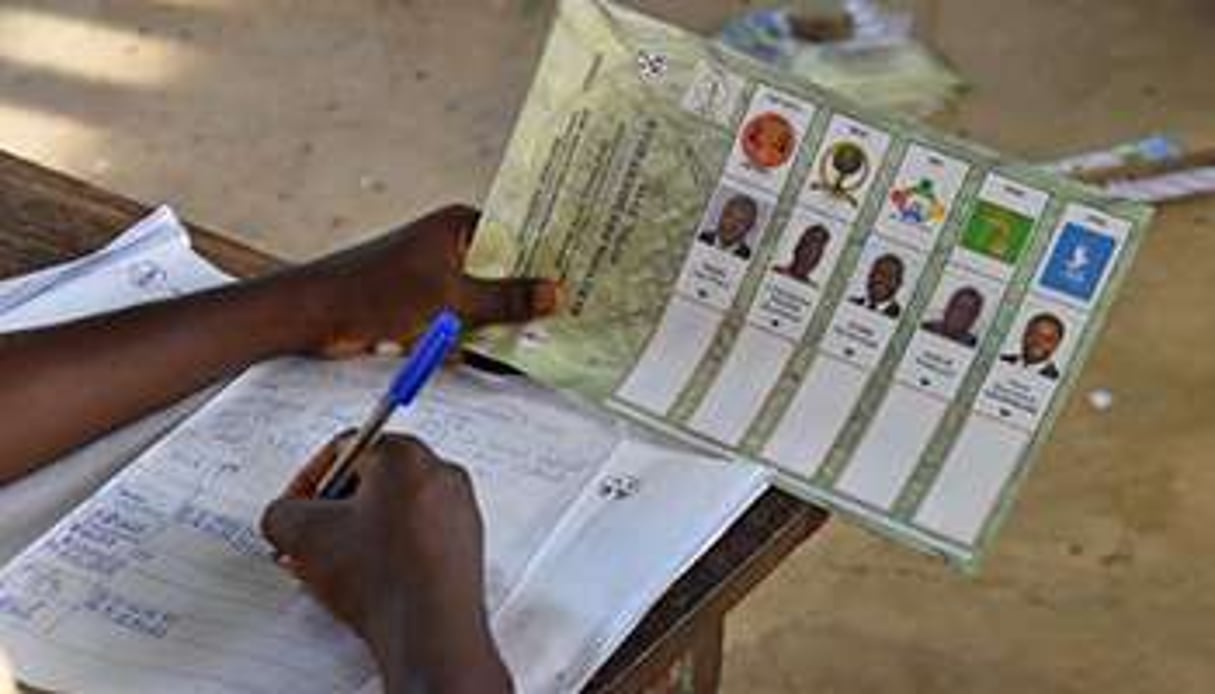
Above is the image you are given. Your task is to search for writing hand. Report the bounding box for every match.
[261,434,511,694]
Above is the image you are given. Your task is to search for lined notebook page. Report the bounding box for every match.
[0,358,621,694]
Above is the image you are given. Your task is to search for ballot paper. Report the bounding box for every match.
[466,0,1154,567]
[0,209,768,693]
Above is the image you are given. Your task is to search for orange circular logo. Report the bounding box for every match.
[740,112,796,170]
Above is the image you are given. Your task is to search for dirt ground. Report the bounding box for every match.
[1,1,1212,692]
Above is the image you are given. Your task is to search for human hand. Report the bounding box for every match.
[261,434,511,694]
[280,205,558,357]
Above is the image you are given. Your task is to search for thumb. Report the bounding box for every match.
[455,276,562,328]
[261,497,347,560]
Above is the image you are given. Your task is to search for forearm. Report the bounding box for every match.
[0,271,329,483]
[378,635,512,694]
[371,603,511,694]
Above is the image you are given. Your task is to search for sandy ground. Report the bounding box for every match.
[1,1,1213,692]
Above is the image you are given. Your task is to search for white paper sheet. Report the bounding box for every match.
[495,439,768,693]
[0,207,231,331]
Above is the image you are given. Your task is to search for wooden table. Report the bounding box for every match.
[0,150,829,694]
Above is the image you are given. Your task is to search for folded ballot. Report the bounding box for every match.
[467,0,1153,567]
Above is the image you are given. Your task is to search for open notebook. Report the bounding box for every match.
[0,208,770,694]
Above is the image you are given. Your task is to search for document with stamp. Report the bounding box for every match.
[467,0,1154,567]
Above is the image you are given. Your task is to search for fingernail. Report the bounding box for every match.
[532,281,564,315]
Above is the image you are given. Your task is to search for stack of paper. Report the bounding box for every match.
[0,209,769,693]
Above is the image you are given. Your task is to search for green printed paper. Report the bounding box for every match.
[961,200,1035,265]
[467,0,1152,568]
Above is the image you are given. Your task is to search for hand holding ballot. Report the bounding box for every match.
[465,0,1151,567]
[288,205,560,357]
[0,205,558,482]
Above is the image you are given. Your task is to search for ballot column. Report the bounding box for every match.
[616,85,817,414]
[832,174,1052,508]
[761,143,972,479]
[686,114,894,446]
[911,203,1134,546]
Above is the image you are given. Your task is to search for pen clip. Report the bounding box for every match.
[312,311,462,501]
[388,310,462,406]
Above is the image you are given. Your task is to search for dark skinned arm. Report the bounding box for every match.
[0,205,557,485]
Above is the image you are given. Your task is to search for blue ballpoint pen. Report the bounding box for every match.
[314,310,463,500]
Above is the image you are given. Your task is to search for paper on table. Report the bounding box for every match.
[348,441,769,694]
[0,206,185,314]
[0,203,771,693]
[0,206,232,333]
[393,368,624,610]
[0,207,233,564]
[0,356,626,693]
[495,439,769,693]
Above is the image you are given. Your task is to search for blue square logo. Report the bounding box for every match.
[1039,223,1117,302]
